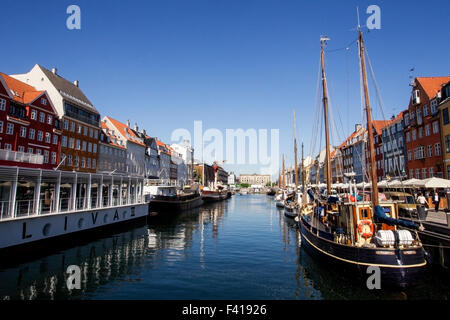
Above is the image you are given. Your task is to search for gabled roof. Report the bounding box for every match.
[104,116,146,147]
[37,64,99,114]
[339,127,366,149]
[372,120,391,135]
[100,121,126,150]
[416,77,450,100]
[0,72,44,104]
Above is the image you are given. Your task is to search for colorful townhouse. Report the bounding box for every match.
[364,120,391,181]
[381,111,408,180]
[0,73,61,169]
[11,65,101,173]
[437,81,450,178]
[404,77,450,179]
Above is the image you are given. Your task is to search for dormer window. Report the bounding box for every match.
[412,90,420,105]
[41,98,47,105]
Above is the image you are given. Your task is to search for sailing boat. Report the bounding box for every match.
[275,154,287,208]
[284,110,300,218]
[296,31,427,287]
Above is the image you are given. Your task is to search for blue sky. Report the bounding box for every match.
[1,0,449,177]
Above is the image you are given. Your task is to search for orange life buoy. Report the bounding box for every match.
[357,220,374,239]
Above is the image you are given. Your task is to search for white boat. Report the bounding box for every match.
[0,165,148,252]
[275,190,286,208]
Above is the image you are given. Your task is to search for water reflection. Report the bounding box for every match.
[0,202,227,300]
[0,195,448,300]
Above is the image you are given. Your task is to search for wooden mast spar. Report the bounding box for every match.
[320,36,332,197]
[293,110,299,202]
[358,28,379,206]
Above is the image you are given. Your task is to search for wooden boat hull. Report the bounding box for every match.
[149,195,203,213]
[298,214,427,288]
[201,191,227,202]
[275,201,284,208]
[284,205,298,218]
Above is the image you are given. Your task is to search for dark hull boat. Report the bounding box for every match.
[266,188,276,196]
[298,206,426,287]
[201,190,228,202]
[149,192,203,213]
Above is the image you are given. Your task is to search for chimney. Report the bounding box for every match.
[73,80,79,87]
[52,68,57,75]
[134,123,139,132]
[126,120,130,127]
[355,124,362,132]
[142,128,146,135]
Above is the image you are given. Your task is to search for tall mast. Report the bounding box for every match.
[320,36,332,196]
[358,28,379,206]
[282,154,286,188]
[293,109,299,199]
[301,142,305,192]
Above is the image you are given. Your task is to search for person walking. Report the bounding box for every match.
[433,190,440,212]
[417,193,428,208]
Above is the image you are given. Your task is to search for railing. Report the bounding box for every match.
[0,149,44,164]
[0,194,145,221]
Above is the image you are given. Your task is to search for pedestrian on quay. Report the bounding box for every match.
[417,193,428,208]
[433,190,440,212]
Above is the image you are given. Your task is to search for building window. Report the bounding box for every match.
[76,139,80,150]
[61,136,67,147]
[31,109,37,120]
[444,108,449,126]
[428,145,433,157]
[82,141,87,151]
[18,146,25,153]
[81,157,85,168]
[47,115,52,125]
[63,119,69,130]
[0,121,3,133]
[6,123,14,135]
[435,143,441,156]
[39,112,45,123]
[89,127,93,138]
[432,121,439,134]
[412,129,416,141]
[446,135,450,153]
[422,168,427,179]
[447,165,450,179]
[431,99,438,114]
[69,137,74,149]
[28,147,33,154]
[51,152,57,164]
[415,169,420,179]
[409,169,413,178]
[87,158,91,168]
[45,132,51,143]
[88,142,92,153]
[53,135,58,145]
[68,154,73,166]
[425,124,430,136]
[0,98,6,111]
[83,126,88,136]
[29,128,35,140]
[74,156,79,167]
[4,143,12,150]
[418,127,423,139]
[43,150,49,163]
[70,121,75,132]
[77,124,82,134]
[423,105,429,117]
[408,150,412,161]
[92,159,96,169]
[93,144,97,153]
[404,114,409,126]
[20,126,27,137]
[94,130,98,139]
[417,108,422,124]
[429,167,434,177]
[41,98,47,105]
[406,132,410,142]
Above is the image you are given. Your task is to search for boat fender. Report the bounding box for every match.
[357,220,374,239]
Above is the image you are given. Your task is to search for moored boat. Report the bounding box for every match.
[297,32,427,288]
[201,187,228,202]
[145,185,202,213]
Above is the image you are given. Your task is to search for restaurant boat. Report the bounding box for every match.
[0,165,148,253]
[296,31,427,288]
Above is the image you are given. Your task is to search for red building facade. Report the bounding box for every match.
[404,77,450,179]
[0,73,61,169]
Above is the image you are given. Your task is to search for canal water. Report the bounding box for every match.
[0,194,449,300]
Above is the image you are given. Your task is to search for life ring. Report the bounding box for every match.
[357,220,374,239]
